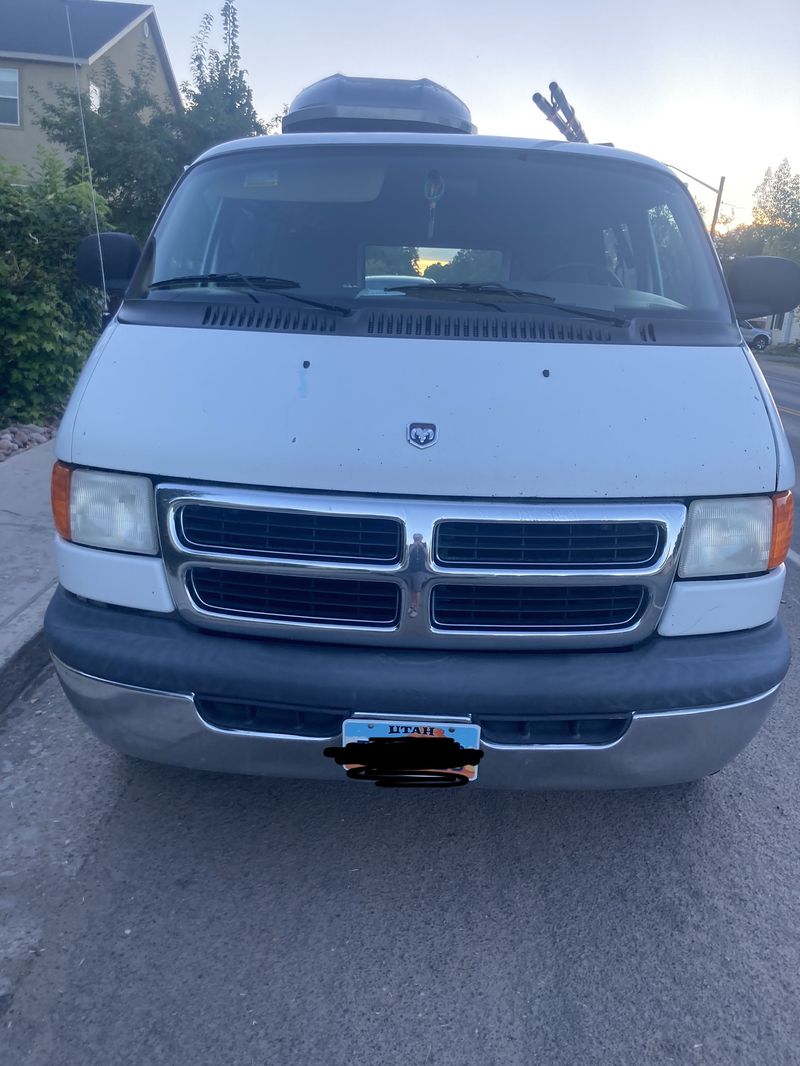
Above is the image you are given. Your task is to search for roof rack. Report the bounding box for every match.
[532,82,589,143]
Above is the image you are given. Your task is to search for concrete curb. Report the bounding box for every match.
[0,439,57,711]
[0,582,56,712]
[0,629,51,712]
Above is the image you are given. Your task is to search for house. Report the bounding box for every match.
[0,0,181,171]
[769,309,800,347]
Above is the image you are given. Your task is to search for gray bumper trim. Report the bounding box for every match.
[52,657,781,791]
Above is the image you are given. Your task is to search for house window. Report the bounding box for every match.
[773,313,785,330]
[0,68,20,126]
[89,81,100,112]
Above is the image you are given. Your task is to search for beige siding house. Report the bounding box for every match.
[0,0,181,172]
[768,308,800,346]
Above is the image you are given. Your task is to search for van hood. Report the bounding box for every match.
[62,324,777,498]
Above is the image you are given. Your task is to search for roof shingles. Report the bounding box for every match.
[1,0,152,61]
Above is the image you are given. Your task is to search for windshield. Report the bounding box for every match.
[136,144,730,321]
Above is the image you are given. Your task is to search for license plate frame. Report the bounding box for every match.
[336,718,482,785]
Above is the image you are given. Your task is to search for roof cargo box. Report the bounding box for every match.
[282,74,476,135]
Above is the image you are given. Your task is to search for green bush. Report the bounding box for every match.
[0,151,108,425]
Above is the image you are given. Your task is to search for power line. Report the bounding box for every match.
[65,0,107,311]
[664,162,727,236]
[663,162,718,194]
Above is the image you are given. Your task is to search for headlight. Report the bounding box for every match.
[51,464,159,555]
[679,494,792,578]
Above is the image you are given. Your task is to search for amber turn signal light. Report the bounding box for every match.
[51,461,72,541]
[769,491,794,570]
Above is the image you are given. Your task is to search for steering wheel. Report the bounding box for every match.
[543,262,624,287]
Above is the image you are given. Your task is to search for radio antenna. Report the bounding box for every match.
[65,0,108,311]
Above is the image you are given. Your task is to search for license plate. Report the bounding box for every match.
[331,718,482,786]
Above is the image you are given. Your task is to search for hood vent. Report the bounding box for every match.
[367,311,613,343]
[119,300,738,347]
[201,303,338,333]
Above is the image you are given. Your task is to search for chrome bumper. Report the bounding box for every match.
[52,657,781,790]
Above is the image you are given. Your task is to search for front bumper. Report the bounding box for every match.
[46,589,790,790]
[53,657,780,789]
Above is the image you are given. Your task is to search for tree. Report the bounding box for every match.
[365,247,420,276]
[35,49,185,242]
[752,160,800,262]
[0,151,109,423]
[423,248,502,283]
[35,2,277,241]
[714,160,800,266]
[181,1,273,160]
[753,160,800,230]
[714,223,771,262]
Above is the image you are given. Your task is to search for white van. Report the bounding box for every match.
[46,76,800,789]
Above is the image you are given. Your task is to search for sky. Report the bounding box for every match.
[148,0,799,225]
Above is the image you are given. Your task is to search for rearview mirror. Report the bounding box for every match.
[76,232,141,295]
[725,256,800,320]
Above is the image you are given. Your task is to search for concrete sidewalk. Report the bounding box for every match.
[0,442,57,708]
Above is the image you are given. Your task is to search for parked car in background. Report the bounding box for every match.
[739,320,772,351]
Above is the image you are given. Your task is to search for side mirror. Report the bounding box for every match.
[76,232,141,295]
[725,256,800,320]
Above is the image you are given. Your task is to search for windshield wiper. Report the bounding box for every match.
[387,282,628,325]
[385,281,511,312]
[147,273,350,316]
[149,273,299,292]
[388,281,551,300]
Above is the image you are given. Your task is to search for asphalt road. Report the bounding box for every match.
[3,367,800,1066]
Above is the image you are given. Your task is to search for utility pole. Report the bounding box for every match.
[664,164,726,237]
[709,176,726,238]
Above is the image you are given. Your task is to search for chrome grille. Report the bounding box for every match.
[180,504,402,563]
[189,568,400,627]
[435,519,660,568]
[431,584,646,630]
[158,486,686,650]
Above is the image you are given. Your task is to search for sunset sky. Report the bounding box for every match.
[149,0,799,225]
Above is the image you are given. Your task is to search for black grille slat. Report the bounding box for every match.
[180,506,402,563]
[194,698,631,745]
[189,569,400,626]
[436,520,660,568]
[432,584,645,631]
[196,697,347,738]
[478,716,631,745]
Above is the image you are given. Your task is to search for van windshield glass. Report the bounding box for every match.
[138,144,730,321]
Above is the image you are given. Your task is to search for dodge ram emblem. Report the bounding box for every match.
[408,423,437,449]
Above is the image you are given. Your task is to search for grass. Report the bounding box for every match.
[760,345,800,368]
